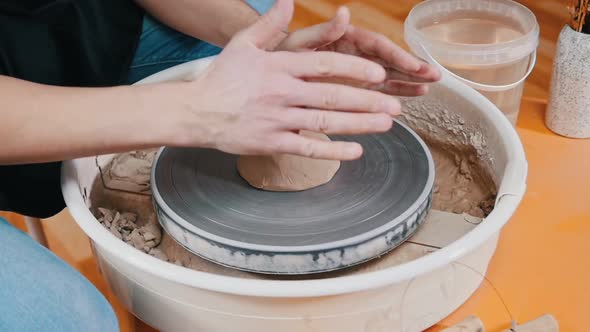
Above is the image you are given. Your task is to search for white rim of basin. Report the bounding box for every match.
[61,55,527,298]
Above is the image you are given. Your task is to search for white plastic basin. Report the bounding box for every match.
[61,55,527,332]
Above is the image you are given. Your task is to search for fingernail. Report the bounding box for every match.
[419,84,429,95]
[371,115,392,130]
[345,144,362,158]
[378,99,401,115]
[366,66,383,81]
[409,59,422,73]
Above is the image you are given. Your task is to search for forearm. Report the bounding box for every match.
[0,76,188,165]
[135,0,272,47]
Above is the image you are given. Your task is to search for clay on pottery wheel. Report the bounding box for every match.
[236,131,340,191]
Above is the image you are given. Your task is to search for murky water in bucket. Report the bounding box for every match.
[405,0,539,126]
[419,14,530,124]
[420,15,523,44]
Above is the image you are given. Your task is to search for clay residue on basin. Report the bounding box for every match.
[88,125,497,280]
[428,141,496,218]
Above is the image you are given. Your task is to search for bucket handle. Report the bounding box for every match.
[418,44,537,93]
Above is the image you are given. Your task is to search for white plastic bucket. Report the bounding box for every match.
[404,0,539,125]
[61,56,528,332]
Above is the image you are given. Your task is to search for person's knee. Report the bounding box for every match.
[0,218,118,332]
[51,271,119,332]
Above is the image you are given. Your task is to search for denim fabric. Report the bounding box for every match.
[0,217,118,332]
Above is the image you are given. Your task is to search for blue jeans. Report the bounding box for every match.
[0,217,117,331]
[0,1,275,331]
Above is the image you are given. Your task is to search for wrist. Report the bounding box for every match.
[133,82,190,147]
[137,81,215,149]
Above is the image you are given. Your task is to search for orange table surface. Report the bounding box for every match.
[429,98,590,331]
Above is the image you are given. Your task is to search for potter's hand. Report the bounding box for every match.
[277,7,441,96]
[180,0,400,160]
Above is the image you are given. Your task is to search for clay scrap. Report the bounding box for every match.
[502,314,559,332]
[441,315,485,332]
[100,149,157,194]
[96,207,167,261]
[441,314,558,332]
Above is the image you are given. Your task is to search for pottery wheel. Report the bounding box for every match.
[152,120,434,274]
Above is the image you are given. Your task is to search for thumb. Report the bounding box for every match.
[240,0,294,48]
[278,6,349,51]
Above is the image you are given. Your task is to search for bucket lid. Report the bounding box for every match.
[404,0,539,66]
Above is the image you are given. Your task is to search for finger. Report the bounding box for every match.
[277,51,386,83]
[360,55,440,83]
[410,62,442,82]
[348,26,423,74]
[274,132,363,160]
[283,108,393,135]
[239,0,293,48]
[279,6,350,51]
[384,68,440,83]
[361,54,440,83]
[292,82,401,115]
[383,81,429,97]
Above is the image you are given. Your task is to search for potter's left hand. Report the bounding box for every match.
[277,6,441,96]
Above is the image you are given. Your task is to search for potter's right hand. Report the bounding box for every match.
[172,0,400,160]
